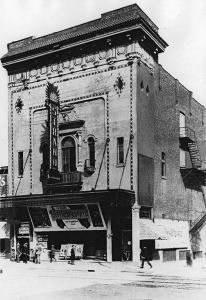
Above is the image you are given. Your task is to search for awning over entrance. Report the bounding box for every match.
[140,219,167,240]
[140,219,191,249]
[0,189,135,208]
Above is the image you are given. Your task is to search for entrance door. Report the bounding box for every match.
[122,230,132,261]
[180,112,186,137]
[17,237,30,260]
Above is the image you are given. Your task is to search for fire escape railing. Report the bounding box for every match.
[179,127,196,141]
[179,127,202,169]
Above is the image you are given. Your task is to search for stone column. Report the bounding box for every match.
[132,202,140,262]
[76,131,83,172]
[106,212,112,262]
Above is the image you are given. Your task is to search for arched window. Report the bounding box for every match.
[62,137,76,172]
[88,137,95,167]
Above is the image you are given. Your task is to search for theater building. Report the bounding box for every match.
[1,4,206,262]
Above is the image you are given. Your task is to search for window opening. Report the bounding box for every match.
[62,137,76,172]
[117,137,124,164]
[88,137,95,167]
[161,152,166,177]
[18,151,23,176]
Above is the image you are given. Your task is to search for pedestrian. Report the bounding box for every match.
[16,242,21,263]
[22,243,29,263]
[35,243,42,264]
[140,246,152,269]
[186,250,193,266]
[69,245,75,265]
[31,248,36,263]
[49,245,56,263]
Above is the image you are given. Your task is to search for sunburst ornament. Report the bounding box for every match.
[114,75,125,96]
[45,82,60,106]
[15,96,24,114]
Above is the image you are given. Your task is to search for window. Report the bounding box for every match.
[18,151,23,176]
[161,152,166,177]
[180,112,186,137]
[117,137,124,164]
[88,137,95,167]
[62,137,76,172]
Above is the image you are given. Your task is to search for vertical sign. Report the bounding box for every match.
[0,174,7,197]
[50,104,58,169]
[45,82,60,181]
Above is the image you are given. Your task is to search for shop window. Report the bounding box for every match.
[18,151,23,176]
[139,206,151,219]
[163,249,176,262]
[62,137,76,172]
[161,152,166,178]
[117,137,124,165]
[88,137,95,168]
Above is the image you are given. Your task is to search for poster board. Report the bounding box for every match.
[59,244,84,259]
[28,203,106,232]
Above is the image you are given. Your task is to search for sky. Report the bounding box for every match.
[0,0,206,166]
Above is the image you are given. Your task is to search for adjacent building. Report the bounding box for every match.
[0,166,10,257]
[1,4,206,262]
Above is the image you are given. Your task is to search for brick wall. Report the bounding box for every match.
[153,65,206,221]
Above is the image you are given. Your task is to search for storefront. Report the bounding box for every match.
[28,203,107,259]
[0,189,135,261]
[0,221,10,258]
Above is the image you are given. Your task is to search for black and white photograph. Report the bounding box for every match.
[0,0,206,299]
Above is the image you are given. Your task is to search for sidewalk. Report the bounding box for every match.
[1,257,206,279]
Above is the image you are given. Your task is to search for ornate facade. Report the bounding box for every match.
[1,4,206,262]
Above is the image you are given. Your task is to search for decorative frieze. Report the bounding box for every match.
[62,60,70,69]
[59,103,78,122]
[8,40,154,84]
[40,67,47,75]
[51,63,59,72]
[117,46,126,55]
[86,54,95,63]
[74,57,82,66]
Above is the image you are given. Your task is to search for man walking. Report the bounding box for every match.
[70,245,75,265]
[35,243,42,264]
[49,245,55,263]
[140,246,152,269]
[22,243,29,263]
[16,242,21,263]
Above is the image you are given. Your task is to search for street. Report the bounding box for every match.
[1,259,206,299]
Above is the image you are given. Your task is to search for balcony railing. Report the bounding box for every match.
[85,159,96,174]
[179,127,195,142]
[61,171,82,184]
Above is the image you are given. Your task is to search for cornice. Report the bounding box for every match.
[2,23,167,68]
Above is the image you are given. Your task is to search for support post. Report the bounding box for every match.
[106,212,112,262]
[132,202,140,263]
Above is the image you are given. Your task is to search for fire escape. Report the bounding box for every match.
[179,127,206,186]
[180,127,206,234]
